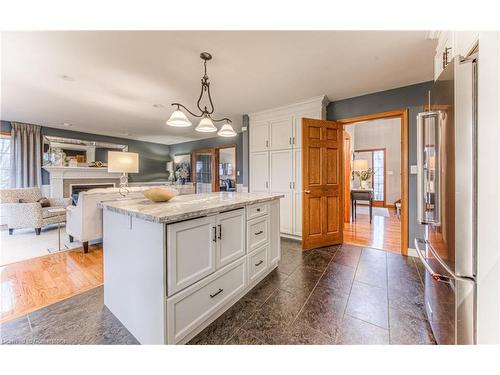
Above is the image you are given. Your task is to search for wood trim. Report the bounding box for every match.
[338,109,409,256]
[343,131,351,223]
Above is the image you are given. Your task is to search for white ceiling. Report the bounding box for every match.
[1,31,436,145]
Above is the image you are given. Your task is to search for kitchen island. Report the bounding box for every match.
[100,192,283,344]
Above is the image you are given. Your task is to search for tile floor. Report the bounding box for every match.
[0,239,435,345]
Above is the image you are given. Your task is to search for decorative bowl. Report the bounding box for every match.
[143,188,178,202]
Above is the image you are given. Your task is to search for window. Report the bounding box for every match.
[0,134,11,189]
[372,150,385,201]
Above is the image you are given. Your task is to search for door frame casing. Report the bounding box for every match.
[337,109,409,256]
[192,144,238,193]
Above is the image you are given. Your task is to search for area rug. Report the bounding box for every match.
[355,205,390,217]
[0,224,82,266]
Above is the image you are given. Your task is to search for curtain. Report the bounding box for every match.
[10,122,42,188]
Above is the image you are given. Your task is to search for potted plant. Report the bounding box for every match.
[353,168,374,189]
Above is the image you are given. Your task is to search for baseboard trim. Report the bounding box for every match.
[407,248,418,258]
[280,233,301,241]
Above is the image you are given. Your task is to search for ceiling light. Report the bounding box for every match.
[195,115,217,133]
[217,122,237,137]
[62,122,72,127]
[166,52,233,136]
[166,107,192,127]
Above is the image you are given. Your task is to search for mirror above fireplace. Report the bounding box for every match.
[43,135,128,167]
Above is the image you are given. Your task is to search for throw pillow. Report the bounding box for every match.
[38,197,51,207]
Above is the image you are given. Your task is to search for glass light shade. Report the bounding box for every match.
[166,109,192,127]
[353,159,369,172]
[108,151,139,173]
[217,122,237,137]
[195,116,217,132]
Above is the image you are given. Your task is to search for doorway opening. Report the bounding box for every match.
[192,144,237,193]
[338,110,408,255]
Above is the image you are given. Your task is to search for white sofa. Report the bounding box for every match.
[66,186,178,253]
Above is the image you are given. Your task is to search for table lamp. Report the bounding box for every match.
[108,151,139,196]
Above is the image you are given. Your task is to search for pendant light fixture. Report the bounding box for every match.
[166,52,236,136]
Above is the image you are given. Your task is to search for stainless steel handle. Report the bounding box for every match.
[289,181,292,189]
[255,260,264,267]
[254,230,263,235]
[212,226,217,242]
[210,288,223,298]
[293,137,296,145]
[414,238,450,284]
[265,181,269,189]
[304,190,311,194]
[265,140,269,148]
[217,224,222,240]
[416,111,442,226]
[289,137,292,145]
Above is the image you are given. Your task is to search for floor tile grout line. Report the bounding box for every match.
[289,247,339,329]
[343,312,390,332]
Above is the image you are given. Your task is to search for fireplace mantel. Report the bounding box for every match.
[43,166,124,198]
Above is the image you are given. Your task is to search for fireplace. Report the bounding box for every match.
[70,183,116,204]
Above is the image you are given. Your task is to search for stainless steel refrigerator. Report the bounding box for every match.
[415,54,477,345]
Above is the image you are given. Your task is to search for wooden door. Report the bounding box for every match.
[343,131,351,223]
[302,118,343,250]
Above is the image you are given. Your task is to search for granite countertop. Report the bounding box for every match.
[99,192,284,223]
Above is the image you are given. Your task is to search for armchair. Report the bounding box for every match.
[0,187,71,235]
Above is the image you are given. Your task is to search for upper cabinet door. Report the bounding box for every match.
[294,111,322,148]
[216,209,246,268]
[249,152,269,192]
[250,121,269,152]
[270,117,293,150]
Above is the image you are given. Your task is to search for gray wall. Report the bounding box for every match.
[1,121,171,184]
[168,132,244,184]
[327,81,433,248]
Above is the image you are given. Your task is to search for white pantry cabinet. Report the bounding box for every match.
[433,31,479,80]
[248,95,328,238]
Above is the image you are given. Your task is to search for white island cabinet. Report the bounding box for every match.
[100,192,282,344]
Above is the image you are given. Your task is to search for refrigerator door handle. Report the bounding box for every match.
[414,238,451,284]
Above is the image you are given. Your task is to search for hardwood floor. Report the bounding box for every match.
[343,207,401,253]
[0,244,103,323]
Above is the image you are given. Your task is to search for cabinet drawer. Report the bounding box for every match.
[247,216,269,253]
[246,202,268,220]
[248,244,269,284]
[166,258,247,344]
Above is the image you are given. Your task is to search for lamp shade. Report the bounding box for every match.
[108,151,139,173]
[166,109,192,127]
[195,116,217,132]
[353,159,369,172]
[217,122,237,137]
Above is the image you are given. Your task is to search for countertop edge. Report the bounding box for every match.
[99,194,284,224]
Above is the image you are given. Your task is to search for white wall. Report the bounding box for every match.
[346,117,401,205]
[476,31,500,344]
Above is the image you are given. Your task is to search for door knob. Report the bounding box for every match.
[304,190,311,194]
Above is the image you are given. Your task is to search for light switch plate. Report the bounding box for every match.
[410,165,418,174]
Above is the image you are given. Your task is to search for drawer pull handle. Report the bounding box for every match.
[217,224,222,240]
[212,226,217,242]
[254,230,263,235]
[210,288,224,298]
[255,260,264,267]
[256,208,261,212]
